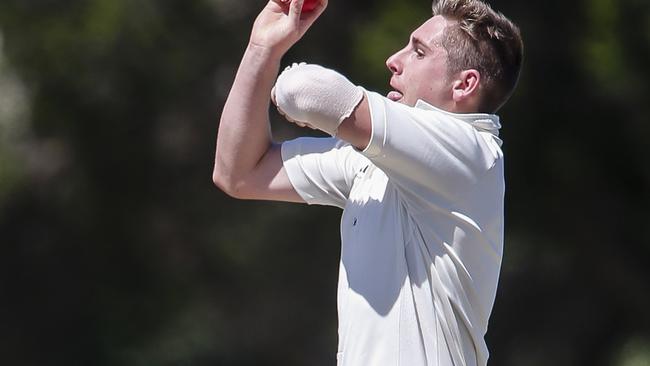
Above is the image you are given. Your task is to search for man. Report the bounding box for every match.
[213,0,523,365]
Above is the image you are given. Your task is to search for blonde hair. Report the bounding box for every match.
[432,0,524,112]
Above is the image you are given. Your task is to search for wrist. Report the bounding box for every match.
[247,41,286,61]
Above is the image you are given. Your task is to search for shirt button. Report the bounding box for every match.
[353,218,357,226]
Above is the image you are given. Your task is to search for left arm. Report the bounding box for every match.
[336,95,372,150]
[272,64,372,149]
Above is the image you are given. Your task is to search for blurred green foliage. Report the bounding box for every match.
[0,0,649,365]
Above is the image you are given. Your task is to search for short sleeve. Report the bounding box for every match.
[361,90,502,202]
[281,137,368,209]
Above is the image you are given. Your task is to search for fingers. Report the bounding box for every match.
[274,104,314,129]
[270,86,277,106]
[287,0,327,29]
[288,0,305,27]
[312,0,328,15]
[294,121,317,129]
[300,0,327,27]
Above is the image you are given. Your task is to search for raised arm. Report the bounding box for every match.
[212,0,327,201]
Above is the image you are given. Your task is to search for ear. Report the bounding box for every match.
[451,69,481,103]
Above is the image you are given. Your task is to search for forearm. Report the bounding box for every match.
[273,63,369,147]
[214,44,281,190]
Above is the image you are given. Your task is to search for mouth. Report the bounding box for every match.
[387,79,403,102]
[387,90,403,102]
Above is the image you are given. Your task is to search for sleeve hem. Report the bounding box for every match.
[359,89,386,158]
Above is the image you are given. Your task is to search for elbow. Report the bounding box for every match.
[212,163,238,199]
[211,168,229,194]
[212,145,245,199]
[212,165,250,200]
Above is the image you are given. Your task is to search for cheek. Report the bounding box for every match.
[427,79,449,101]
[404,63,445,96]
[422,67,448,91]
[411,69,435,93]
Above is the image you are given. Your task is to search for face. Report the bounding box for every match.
[386,15,455,108]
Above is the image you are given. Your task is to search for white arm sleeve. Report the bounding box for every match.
[281,137,368,208]
[273,63,364,136]
[361,90,503,203]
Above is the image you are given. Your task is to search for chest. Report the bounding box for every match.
[338,164,410,316]
[340,164,408,264]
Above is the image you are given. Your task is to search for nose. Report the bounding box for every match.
[386,51,402,75]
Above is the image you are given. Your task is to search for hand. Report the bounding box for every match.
[249,0,327,58]
[271,85,317,130]
[271,63,315,128]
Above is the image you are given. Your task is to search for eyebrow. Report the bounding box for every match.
[411,36,433,51]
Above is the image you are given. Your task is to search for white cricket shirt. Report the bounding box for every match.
[281,90,505,366]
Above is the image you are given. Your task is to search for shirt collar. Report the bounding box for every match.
[414,99,503,143]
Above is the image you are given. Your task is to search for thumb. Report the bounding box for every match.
[288,0,305,25]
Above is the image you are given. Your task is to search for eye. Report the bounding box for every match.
[413,47,425,58]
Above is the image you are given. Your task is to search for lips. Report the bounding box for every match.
[388,78,403,102]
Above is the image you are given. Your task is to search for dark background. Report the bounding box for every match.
[1,0,649,365]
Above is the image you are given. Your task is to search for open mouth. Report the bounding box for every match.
[387,90,403,102]
[388,79,403,101]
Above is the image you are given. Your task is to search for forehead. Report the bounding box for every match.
[411,15,453,46]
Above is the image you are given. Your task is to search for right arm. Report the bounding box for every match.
[212,0,327,201]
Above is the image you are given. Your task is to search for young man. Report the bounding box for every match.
[213,0,523,365]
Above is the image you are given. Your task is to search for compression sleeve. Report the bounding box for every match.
[273,63,364,136]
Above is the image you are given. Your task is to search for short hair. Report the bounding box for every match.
[432,0,524,112]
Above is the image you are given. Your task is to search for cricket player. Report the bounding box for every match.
[213,0,523,365]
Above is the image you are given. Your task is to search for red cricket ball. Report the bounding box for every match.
[302,0,319,12]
